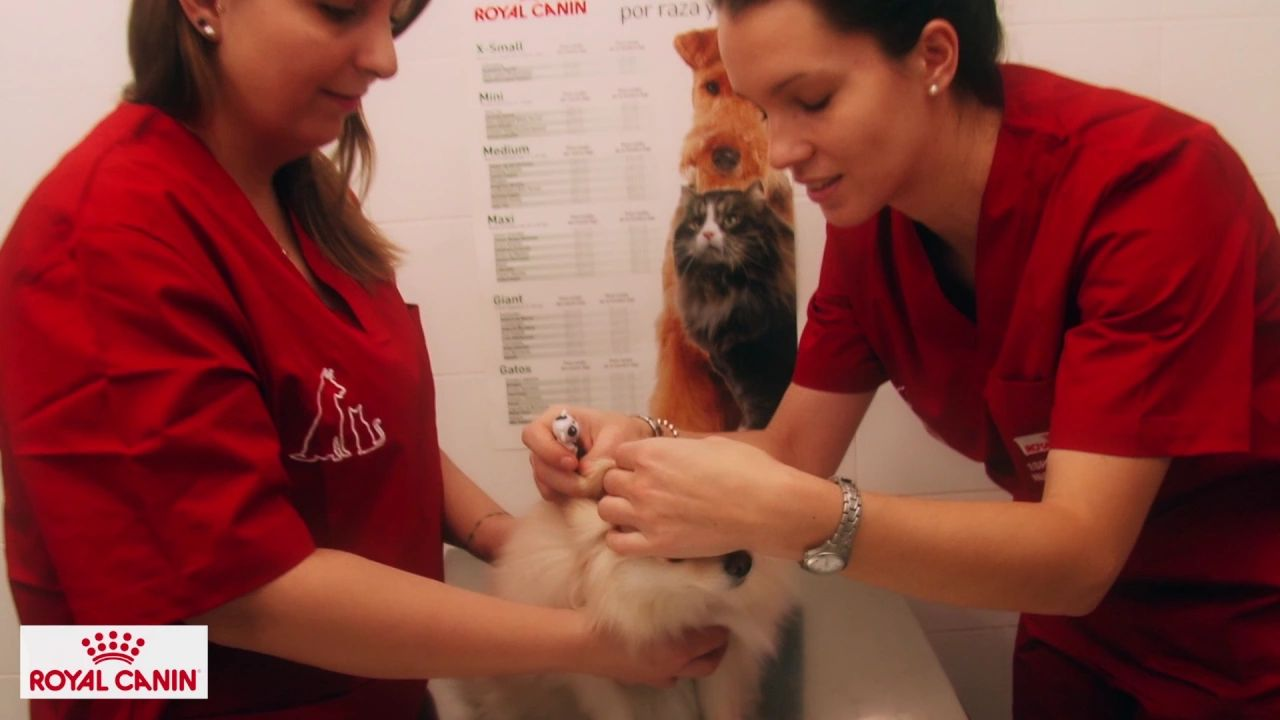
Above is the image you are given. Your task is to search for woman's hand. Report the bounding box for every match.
[598,436,820,560]
[582,621,728,687]
[522,405,653,501]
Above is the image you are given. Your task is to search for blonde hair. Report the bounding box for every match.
[124,0,401,284]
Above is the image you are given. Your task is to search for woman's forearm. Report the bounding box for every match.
[439,451,514,562]
[750,477,1117,614]
[836,493,1113,615]
[191,548,590,679]
[763,452,1166,616]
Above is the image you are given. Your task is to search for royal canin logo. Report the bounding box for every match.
[84,630,144,664]
[26,628,201,695]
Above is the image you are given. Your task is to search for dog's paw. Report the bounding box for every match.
[576,458,616,498]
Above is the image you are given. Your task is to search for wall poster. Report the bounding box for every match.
[464,0,797,449]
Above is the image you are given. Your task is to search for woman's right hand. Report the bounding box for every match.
[582,621,729,687]
[521,405,652,501]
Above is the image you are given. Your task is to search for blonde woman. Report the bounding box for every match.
[0,1,725,717]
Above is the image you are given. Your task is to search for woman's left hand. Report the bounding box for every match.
[597,436,803,559]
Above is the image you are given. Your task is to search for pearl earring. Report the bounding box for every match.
[197,19,217,39]
[928,82,940,97]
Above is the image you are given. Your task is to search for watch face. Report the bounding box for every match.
[806,552,845,574]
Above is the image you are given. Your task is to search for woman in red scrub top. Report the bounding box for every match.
[0,1,725,718]
[524,0,1280,717]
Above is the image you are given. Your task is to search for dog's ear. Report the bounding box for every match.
[673,27,720,69]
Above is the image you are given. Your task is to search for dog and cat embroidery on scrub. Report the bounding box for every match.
[290,367,387,463]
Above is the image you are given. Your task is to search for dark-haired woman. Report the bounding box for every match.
[0,1,725,718]
[525,0,1280,716]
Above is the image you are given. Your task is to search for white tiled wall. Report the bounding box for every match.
[1,1,1276,718]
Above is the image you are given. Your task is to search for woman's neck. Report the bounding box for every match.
[186,113,295,207]
[893,97,1003,284]
[184,113,310,271]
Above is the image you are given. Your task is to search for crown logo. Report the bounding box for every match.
[81,631,145,665]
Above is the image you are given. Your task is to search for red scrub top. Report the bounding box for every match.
[0,104,446,718]
[794,65,1280,716]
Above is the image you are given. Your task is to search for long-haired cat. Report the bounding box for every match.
[672,182,796,430]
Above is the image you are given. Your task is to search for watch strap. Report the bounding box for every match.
[800,474,862,573]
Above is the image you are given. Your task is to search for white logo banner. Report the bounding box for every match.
[21,625,208,699]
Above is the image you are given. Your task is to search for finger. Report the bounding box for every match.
[534,477,563,503]
[675,627,729,678]
[576,458,615,499]
[613,438,646,469]
[579,430,626,469]
[521,412,580,472]
[688,626,730,658]
[600,465,633,499]
[679,653,721,679]
[530,454,582,499]
[578,444,606,465]
[603,525,655,557]
[595,494,636,529]
[696,643,728,666]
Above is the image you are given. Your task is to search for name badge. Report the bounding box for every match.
[1012,431,1050,483]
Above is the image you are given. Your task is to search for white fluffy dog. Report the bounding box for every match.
[456,498,797,720]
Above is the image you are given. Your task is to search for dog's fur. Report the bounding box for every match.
[651,28,796,432]
[455,500,796,720]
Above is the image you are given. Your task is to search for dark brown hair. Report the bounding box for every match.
[715,0,1004,107]
[124,0,431,283]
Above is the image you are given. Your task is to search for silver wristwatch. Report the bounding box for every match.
[801,475,862,574]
